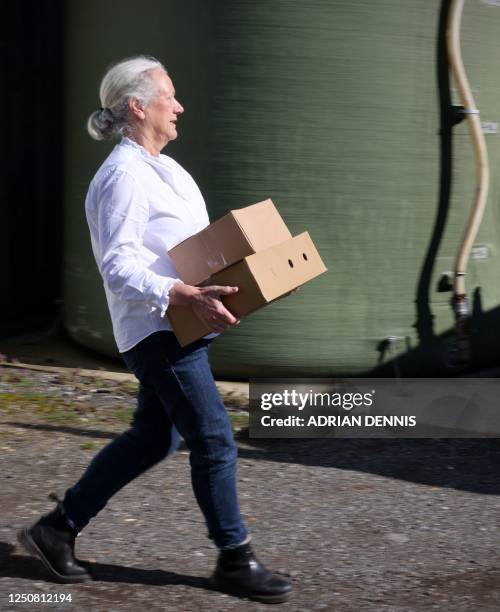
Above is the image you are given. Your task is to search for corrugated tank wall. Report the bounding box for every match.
[63,1,500,376]
[205,0,500,376]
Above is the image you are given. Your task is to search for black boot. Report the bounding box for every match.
[211,542,292,603]
[17,496,91,583]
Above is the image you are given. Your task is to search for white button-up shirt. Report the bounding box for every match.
[85,137,210,352]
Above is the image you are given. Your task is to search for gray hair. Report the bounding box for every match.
[87,55,166,141]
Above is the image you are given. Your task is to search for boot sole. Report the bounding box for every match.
[17,528,91,584]
[209,574,291,604]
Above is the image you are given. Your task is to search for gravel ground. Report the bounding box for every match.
[1,366,500,611]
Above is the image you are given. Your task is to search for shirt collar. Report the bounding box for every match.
[119,137,189,199]
[120,136,160,160]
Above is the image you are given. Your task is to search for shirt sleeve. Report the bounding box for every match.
[96,169,182,316]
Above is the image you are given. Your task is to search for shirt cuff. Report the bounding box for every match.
[160,278,184,318]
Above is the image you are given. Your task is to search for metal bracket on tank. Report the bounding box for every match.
[450,105,480,125]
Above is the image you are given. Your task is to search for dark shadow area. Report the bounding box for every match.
[472,286,483,319]
[84,560,207,590]
[0,542,54,582]
[369,299,500,376]
[0,541,208,590]
[4,422,118,441]
[3,421,191,451]
[413,0,454,351]
[237,436,500,495]
[0,1,65,340]
[0,324,127,373]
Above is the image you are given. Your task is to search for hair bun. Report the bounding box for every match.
[87,108,114,141]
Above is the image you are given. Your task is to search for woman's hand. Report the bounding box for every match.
[168,282,240,332]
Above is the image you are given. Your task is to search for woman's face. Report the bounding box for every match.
[142,69,184,146]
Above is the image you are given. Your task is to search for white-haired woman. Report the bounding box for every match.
[18,56,291,604]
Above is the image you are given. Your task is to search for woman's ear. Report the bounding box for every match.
[129,97,145,120]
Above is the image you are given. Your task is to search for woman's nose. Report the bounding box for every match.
[174,99,184,114]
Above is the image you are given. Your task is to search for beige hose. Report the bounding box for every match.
[446,0,489,299]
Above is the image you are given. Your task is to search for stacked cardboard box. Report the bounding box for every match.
[166,199,327,346]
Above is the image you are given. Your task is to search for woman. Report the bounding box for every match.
[18,56,291,604]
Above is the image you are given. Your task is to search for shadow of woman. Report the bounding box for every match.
[0,541,208,590]
[236,434,500,495]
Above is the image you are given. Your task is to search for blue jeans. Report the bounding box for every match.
[63,331,248,549]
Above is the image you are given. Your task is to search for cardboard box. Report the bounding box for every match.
[167,231,327,346]
[168,199,292,285]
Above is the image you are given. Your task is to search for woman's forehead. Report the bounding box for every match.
[151,69,174,94]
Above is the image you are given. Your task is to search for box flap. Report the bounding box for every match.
[231,199,292,252]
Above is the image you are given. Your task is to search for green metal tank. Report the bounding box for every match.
[64,1,500,377]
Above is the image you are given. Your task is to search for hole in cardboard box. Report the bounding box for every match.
[288,259,294,268]
[302,252,308,261]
